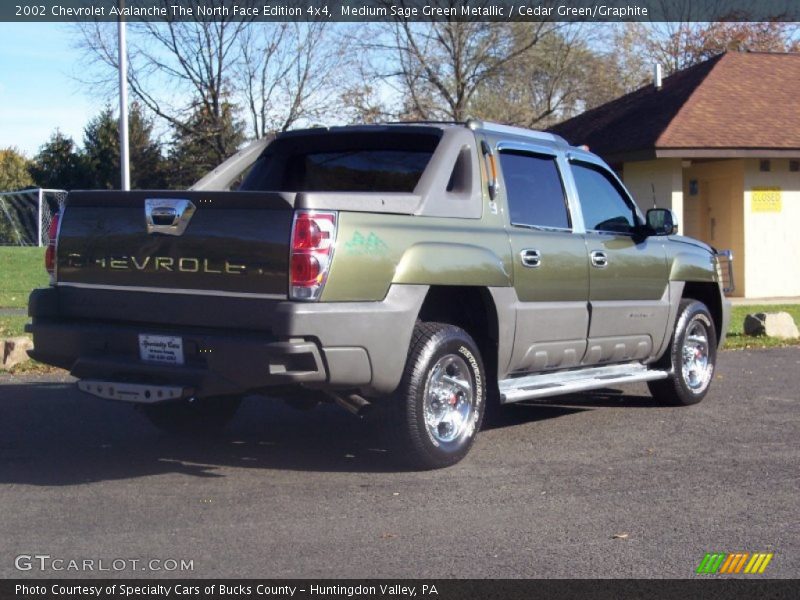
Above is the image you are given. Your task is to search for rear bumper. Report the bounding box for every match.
[28,315,329,398]
[27,285,426,398]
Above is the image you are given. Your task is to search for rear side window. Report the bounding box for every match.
[571,162,638,233]
[240,131,441,193]
[499,151,570,229]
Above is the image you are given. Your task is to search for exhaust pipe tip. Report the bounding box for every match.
[329,391,372,417]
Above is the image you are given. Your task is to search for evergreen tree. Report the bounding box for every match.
[83,103,166,189]
[82,107,118,189]
[166,101,245,189]
[28,131,88,190]
[128,103,167,189]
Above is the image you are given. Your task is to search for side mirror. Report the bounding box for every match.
[646,208,678,236]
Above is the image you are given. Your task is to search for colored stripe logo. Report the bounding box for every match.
[696,552,773,574]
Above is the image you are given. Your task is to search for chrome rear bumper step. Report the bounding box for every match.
[499,363,668,404]
[77,380,190,404]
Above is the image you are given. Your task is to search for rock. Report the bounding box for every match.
[764,312,800,338]
[743,312,799,339]
[1,336,33,370]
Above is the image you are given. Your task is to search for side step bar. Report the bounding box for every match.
[499,363,669,404]
[77,380,190,404]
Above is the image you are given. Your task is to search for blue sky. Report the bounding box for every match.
[0,23,101,156]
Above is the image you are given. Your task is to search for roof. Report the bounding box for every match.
[549,52,800,162]
[281,120,571,148]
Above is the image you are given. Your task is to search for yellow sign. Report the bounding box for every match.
[752,187,782,212]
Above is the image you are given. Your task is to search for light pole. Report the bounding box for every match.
[118,1,130,191]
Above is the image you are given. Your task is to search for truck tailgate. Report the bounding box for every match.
[57,190,295,301]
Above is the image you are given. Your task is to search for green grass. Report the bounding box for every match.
[724,304,800,350]
[0,247,47,308]
[0,315,28,338]
[0,248,48,372]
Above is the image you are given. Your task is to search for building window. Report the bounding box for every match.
[760,159,771,172]
[790,160,799,172]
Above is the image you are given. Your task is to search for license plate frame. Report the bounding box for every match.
[138,334,185,366]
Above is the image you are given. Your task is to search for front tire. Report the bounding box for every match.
[141,395,242,434]
[648,299,717,406]
[381,322,486,470]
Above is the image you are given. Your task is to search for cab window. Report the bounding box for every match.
[499,151,570,230]
[571,162,638,233]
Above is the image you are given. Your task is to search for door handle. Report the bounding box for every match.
[520,249,541,268]
[590,250,608,268]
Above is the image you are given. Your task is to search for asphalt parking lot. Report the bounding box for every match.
[0,347,797,579]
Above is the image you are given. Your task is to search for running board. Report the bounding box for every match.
[499,363,669,404]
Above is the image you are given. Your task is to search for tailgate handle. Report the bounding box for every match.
[145,199,196,236]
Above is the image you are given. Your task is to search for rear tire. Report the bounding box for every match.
[379,322,486,470]
[648,299,717,406]
[141,395,242,434]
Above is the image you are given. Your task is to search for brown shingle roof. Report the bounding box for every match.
[549,52,800,161]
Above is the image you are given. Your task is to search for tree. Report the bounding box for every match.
[28,132,88,190]
[82,104,166,189]
[603,24,651,96]
[0,147,34,191]
[420,22,643,129]
[351,11,606,125]
[682,22,800,65]
[78,3,248,165]
[471,25,614,128]
[127,104,168,189]
[82,108,117,189]
[78,4,345,158]
[166,101,245,189]
[377,18,558,121]
[339,81,389,125]
[236,22,344,137]
[634,20,800,75]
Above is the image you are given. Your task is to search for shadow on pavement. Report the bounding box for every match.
[538,387,662,408]
[0,382,653,485]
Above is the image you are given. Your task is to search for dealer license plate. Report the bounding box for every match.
[138,334,185,366]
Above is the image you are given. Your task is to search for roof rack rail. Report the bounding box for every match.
[384,120,468,126]
[467,119,569,145]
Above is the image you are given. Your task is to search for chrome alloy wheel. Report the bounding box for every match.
[423,354,475,444]
[682,319,712,392]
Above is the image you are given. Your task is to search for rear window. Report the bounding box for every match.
[240,130,441,193]
[282,150,431,192]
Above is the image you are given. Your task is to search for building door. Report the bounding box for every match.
[707,179,733,249]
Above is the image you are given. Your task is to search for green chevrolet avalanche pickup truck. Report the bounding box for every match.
[28,120,731,469]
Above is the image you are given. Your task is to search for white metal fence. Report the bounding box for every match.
[0,188,67,246]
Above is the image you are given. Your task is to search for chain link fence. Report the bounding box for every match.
[0,189,67,246]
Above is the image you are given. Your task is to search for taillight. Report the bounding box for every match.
[290,211,336,300]
[45,212,60,283]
